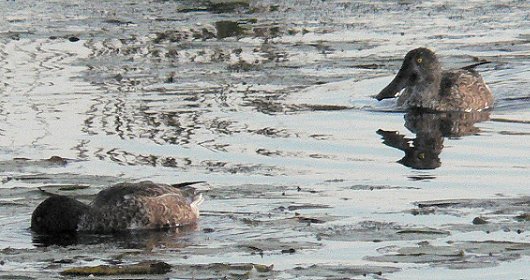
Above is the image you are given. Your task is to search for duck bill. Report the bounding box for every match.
[375,72,408,101]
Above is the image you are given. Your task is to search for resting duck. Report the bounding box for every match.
[375,48,494,112]
[31,181,204,234]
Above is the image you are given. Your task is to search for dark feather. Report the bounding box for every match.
[460,61,490,71]
[170,181,206,188]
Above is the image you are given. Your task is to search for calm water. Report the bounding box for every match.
[0,0,529,279]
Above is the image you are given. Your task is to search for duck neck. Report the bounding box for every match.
[425,65,443,96]
[414,65,443,107]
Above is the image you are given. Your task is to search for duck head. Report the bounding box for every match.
[31,195,89,234]
[376,48,441,101]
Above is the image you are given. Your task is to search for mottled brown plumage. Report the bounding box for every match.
[31,181,204,234]
[376,48,494,112]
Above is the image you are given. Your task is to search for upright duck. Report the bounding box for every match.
[31,181,204,234]
[375,48,493,112]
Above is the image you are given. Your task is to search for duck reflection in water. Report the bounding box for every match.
[377,110,490,170]
[32,223,198,248]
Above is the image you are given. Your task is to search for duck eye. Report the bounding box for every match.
[416,57,423,64]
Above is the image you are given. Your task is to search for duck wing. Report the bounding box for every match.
[439,69,494,111]
[79,181,202,233]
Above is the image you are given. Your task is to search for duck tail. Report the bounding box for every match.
[170,181,206,188]
[460,61,490,71]
[192,193,204,207]
[190,193,204,217]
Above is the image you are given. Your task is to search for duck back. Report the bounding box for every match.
[78,181,201,233]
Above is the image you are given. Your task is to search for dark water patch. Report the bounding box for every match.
[408,174,437,181]
[177,0,250,14]
[490,118,530,125]
[38,184,90,192]
[288,264,400,279]
[0,31,34,40]
[396,228,449,235]
[238,238,320,255]
[103,19,135,26]
[153,28,216,43]
[455,40,530,54]
[284,203,331,211]
[215,20,245,39]
[447,221,527,235]
[227,59,261,71]
[492,97,530,115]
[1,0,530,279]
[415,197,530,212]
[314,221,450,243]
[368,241,530,269]
[0,200,26,207]
[515,213,530,222]
[2,174,121,191]
[61,260,171,276]
[349,184,420,191]
[166,262,275,279]
[0,276,35,280]
[203,161,288,176]
[206,183,293,200]
[251,127,293,138]
[352,63,381,70]
[292,104,354,112]
[409,196,530,235]
[0,156,69,173]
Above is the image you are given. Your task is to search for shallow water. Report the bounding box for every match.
[0,0,529,279]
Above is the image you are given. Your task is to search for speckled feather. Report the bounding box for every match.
[78,181,201,233]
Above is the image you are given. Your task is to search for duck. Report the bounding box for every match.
[375,48,494,112]
[31,181,204,234]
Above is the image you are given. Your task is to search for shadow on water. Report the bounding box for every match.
[377,110,491,170]
[31,224,198,249]
[177,0,250,14]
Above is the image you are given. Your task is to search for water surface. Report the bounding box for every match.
[0,0,529,279]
